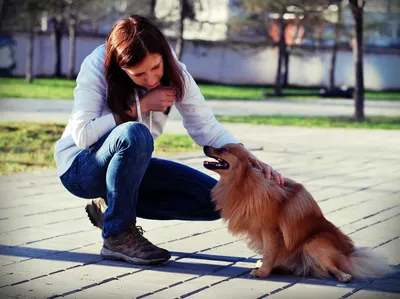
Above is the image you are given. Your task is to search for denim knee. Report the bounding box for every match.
[115,122,154,157]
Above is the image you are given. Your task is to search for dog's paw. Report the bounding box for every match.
[250,268,270,278]
[337,273,352,283]
[255,260,263,268]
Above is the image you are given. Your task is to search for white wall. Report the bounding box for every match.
[2,33,400,90]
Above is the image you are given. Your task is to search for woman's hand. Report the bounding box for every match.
[141,86,176,113]
[247,150,284,186]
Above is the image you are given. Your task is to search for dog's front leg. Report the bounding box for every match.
[250,230,279,278]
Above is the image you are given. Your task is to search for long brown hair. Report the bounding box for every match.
[104,15,185,121]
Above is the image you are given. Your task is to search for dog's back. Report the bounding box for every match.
[278,179,354,254]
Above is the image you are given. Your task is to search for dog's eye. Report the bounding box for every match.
[220,147,228,152]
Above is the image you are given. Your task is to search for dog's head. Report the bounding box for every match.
[203,144,253,178]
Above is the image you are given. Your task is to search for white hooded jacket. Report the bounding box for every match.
[54,44,240,176]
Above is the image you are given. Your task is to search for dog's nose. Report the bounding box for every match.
[203,146,210,155]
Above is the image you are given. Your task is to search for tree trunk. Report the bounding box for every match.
[350,0,365,121]
[329,1,342,89]
[0,0,8,32]
[175,0,185,61]
[150,0,157,19]
[67,18,76,79]
[26,21,34,83]
[274,18,286,96]
[51,17,63,77]
[282,49,289,88]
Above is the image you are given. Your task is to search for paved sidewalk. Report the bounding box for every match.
[0,124,399,298]
[0,98,399,124]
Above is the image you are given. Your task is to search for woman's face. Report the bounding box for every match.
[123,53,164,90]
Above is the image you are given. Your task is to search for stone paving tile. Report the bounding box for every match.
[0,125,399,298]
[345,290,400,299]
[374,238,400,265]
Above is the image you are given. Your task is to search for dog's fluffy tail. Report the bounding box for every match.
[347,247,394,279]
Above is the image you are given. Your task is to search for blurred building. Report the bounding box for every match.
[1,0,399,89]
[348,0,400,48]
[32,0,400,48]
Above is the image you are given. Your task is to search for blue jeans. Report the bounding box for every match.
[60,122,219,238]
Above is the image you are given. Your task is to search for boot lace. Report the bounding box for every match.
[127,225,154,248]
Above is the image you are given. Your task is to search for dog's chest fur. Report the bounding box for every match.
[211,180,281,235]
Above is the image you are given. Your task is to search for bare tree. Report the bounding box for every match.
[175,0,196,60]
[65,0,92,79]
[149,0,157,20]
[58,0,112,79]
[0,0,9,32]
[65,1,77,79]
[348,0,365,121]
[328,0,342,89]
[2,0,45,82]
[235,0,334,96]
[26,14,35,83]
[45,0,67,78]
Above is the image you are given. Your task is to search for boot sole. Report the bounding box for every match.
[100,247,170,265]
[85,200,102,229]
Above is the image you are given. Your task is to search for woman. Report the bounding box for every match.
[54,15,284,266]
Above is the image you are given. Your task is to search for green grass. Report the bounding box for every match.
[0,122,199,175]
[0,78,76,99]
[199,85,319,100]
[199,85,400,100]
[216,115,400,130]
[1,77,399,100]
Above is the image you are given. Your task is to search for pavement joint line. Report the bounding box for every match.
[1,243,96,267]
[276,157,351,172]
[256,281,301,299]
[0,227,96,253]
[0,204,30,210]
[1,222,398,297]
[11,189,62,200]
[348,212,400,236]
[339,205,399,228]
[0,200,397,285]
[0,220,193,268]
[138,255,257,299]
[0,194,75,210]
[362,205,400,220]
[372,236,399,249]
[327,202,399,217]
[0,225,232,289]
[48,239,245,298]
[0,216,90,235]
[23,205,83,217]
[132,230,400,298]
[178,260,255,299]
[0,220,192,268]
[287,166,377,185]
[315,180,395,203]
[226,235,400,299]
[0,206,83,222]
[17,181,60,190]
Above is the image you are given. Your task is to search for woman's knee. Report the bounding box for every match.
[115,122,154,155]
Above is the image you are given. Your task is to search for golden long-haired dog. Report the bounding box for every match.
[203,144,393,282]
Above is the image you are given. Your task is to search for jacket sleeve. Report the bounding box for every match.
[174,63,241,147]
[70,50,116,149]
